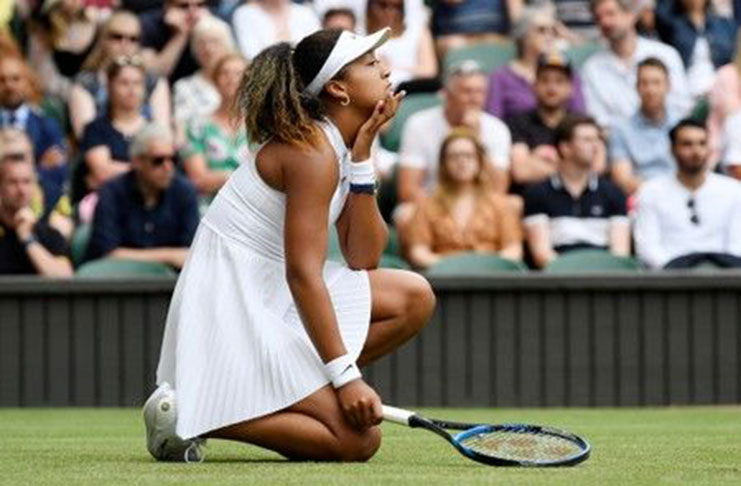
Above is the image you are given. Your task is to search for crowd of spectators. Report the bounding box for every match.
[1,0,741,277]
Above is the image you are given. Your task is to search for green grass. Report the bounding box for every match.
[2,407,740,486]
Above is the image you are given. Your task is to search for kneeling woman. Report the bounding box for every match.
[143,28,436,463]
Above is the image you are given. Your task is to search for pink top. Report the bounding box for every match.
[708,64,741,165]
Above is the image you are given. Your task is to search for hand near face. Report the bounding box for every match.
[533,144,559,165]
[14,207,37,241]
[164,7,190,35]
[351,90,405,162]
[39,147,66,169]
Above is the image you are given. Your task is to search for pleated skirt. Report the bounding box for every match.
[156,223,371,439]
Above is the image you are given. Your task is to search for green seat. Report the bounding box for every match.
[378,254,410,269]
[545,249,642,273]
[442,41,516,75]
[380,92,442,152]
[76,258,176,277]
[327,229,344,262]
[70,223,92,267]
[426,252,527,277]
[40,96,69,136]
[384,227,400,256]
[564,41,602,68]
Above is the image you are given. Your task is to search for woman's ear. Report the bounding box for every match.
[323,79,349,105]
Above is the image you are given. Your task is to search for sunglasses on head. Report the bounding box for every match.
[147,155,174,167]
[687,197,700,225]
[108,31,140,43]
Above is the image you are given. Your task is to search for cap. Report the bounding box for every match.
[304,27,391,96]
[536,51,573,77]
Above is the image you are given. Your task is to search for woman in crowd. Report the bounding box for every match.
[69,10,169,139]
[403,129,523,270]
[366,0,437,90]
[181,53,248,211]
[707,32,741,166]
[485,5,585,120]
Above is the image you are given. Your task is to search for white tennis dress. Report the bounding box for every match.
[156,119,372,440]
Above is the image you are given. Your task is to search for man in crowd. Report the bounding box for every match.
[524,116,630,268]
[86,123,199,269]
[634,119,741,269]
[0,128,72,277]
[582,0,691,128]
[609,57,680,195]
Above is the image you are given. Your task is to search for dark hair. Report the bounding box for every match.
[669,118,706,145]
[239,29,344,145]
[323,8,356,25]
[637,57,668,77]
[554,115,599,148]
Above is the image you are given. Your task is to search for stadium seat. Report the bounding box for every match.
[380,92,442,152]
[70,223,92,267]
[379,254,411,269]
[425,252,527,276]
[442,41,516,75]
[384,227,400,256]
[545,249,642,273]
[76,258,176,277]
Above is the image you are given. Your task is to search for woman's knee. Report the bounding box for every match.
[403,272,436,328]
[337,427,382,462]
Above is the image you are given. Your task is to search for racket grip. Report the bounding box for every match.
[382,405,415,425]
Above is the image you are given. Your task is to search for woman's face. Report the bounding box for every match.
[215,58,247,100]
[195,32,229,70]
[524,14,556,55]
[104,18,141,58]
[443,137,481,186]
[336,51,392,111]
[368,0,404,29]
[109,65,145,112]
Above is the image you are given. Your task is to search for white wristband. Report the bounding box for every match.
[349,159,376,185]
[324,354,362,389]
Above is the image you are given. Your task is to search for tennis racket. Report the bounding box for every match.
[382,405,591,467]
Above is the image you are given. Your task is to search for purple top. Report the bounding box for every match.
[484,65,586,120]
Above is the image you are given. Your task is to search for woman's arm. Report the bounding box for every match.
[85,146,130,189]
[69,83,97,140]
[183,153,231,194]
[150,78,172,134]
[414,27,438,79]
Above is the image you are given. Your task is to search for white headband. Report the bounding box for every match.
[304,28,391,96]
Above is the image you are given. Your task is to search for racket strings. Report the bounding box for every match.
[459,430,583,463]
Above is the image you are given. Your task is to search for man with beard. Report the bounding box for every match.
[581,0,691,128]
[634,119,741,269]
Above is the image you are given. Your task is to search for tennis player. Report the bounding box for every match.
[143,28,436,463]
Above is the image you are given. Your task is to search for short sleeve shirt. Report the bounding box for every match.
[0,220,68,275]
[79,116,132,162]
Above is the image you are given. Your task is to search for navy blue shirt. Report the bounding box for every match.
[80,116,132,162]
[139,9,198,83]
[0,220,68,275]
[86,171,200,261]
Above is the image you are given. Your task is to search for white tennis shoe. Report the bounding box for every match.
[142,382,205,463]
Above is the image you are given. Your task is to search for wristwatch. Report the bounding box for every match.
[21,234,38,250]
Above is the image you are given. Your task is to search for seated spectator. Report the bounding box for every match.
[321,7,357,32]
[367,0,438,89]
[582,0,692,128]
[485,5,586,120]
[79,56,148,192]
[69,10,170,139]
[181,53,248,210]
[85,123,199,269]
[552,0,600,41]
[232,0,320,61]
[636,0,659,38]
[0,55,68,213]
[609,57,680,195]
[172,14,235,140]
[721,109,741,179]
[403,129,523,270]
[634,119,741,268]
[508,52,602,187]
[0,129,73,277]
[524,116,630,269]
[707,33,741,165]
[397,61,511,219]
[139,0,210,83]
[655,0,736,100]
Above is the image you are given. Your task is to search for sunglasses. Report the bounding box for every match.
[1,152,28,162]
[111,54,144,68]
[108,31,141,43]
[173,0,206,9]
[687,198,700,225]
[147,155,174,167]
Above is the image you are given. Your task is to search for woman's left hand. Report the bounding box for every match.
[351,91,406,162]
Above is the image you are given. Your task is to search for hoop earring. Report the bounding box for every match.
[340,96,351,107]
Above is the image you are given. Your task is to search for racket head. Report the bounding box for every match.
[452,423,591,467]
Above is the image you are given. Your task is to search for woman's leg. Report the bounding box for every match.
[358,268,436,366]
[206,384,381,461]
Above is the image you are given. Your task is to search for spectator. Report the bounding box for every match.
[552,0,600,41]
[721,109,741,179]
[367,0,438,89]
[609,57,680,195]
[0,128,73,277]
[403,129,523,270]
[181,53,248,210]
[524,116,630,269]
[582,0,692,128]
[655,0,736,99]
[79,56,148,193]
[139,0,210,83]
[508,52,602,187]
[485,4,586,120]
[0,55,68,213]
[172,15,235,138]
[232,0,320,61]
[321,7,357,32]
[69,10,170,139]
[397,60,511,216]
[634,119,741,268]
[86,123,199,269]
[706,32,741,165]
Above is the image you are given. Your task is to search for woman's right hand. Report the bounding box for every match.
[337,379,383,430]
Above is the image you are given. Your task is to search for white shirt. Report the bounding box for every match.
[376,21,424,87]
[722,110,741,168]
[686,36,716,99]
[311,0,428,33]
[232,3,321,60]
[173,72,221,124]
[399,105,511,190]
[582,37,693,128]
[634,172,741,268]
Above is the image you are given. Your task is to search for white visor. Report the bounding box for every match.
[304,28,391,97]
